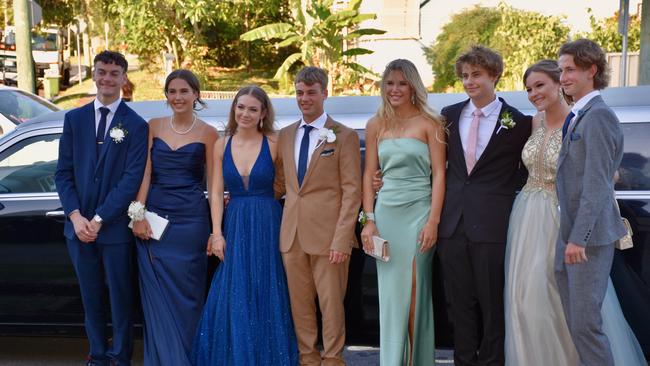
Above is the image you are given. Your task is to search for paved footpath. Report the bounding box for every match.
[0,337,455,365]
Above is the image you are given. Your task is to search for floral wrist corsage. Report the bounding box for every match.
[127,201,146,222]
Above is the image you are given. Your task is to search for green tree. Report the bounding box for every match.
[492,3,570,90]
[424,3,569,92]
[107,0,219,74]
[202,0,295,70]
[423,6,500,92]
[580,8,641,53]
[240,0,385,94]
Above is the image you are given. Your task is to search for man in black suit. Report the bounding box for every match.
[437,46,531,366]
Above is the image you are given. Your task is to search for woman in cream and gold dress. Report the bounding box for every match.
[504,59,645,365]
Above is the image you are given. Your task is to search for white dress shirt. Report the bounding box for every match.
[570,90,601,122]
[459,97,502,160]
[93,98,122,138]
[294,112,328,171]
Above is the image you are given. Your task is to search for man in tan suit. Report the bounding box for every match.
[275,67,361,365]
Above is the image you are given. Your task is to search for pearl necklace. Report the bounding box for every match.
[170,113,197,135]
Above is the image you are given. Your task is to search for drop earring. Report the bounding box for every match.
[411,94,415,104]
[259,118,263,130]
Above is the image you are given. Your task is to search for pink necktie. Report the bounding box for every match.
[465,109,483,173]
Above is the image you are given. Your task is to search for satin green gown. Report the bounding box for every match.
[375,138,435,365]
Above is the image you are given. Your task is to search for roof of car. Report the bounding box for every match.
[18,85,650,135]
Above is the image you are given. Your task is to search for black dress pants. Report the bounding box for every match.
[437,218,505,366]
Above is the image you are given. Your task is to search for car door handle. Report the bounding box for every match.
[45,210,65,217]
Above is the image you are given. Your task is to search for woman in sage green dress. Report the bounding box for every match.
[361,59,446,365]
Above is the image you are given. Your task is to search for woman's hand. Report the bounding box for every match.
[418,220,438,252]
[132,219,153,240]
[360,221,379,253]
[210,235,226,261]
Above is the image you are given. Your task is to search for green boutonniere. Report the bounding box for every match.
[497,111,516,134]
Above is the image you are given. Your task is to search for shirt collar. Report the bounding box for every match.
[94,98,122,115]
[571,90,600,116]
[299,112,328,130]
[467,97,501,117]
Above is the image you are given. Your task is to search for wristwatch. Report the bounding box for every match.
[92,214,103,224]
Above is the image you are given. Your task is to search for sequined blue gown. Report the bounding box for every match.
[136,138,210,366]
[192,136,298,366]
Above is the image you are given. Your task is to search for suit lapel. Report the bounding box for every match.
[557,96,600,168]
[448,101,469,177]
[95,101,128,173]
[285,121,300,188]
[300,117,333,189]
[82,103,98,167]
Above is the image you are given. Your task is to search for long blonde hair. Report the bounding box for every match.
[375,59,445,136]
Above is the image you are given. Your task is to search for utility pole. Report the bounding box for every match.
[619,0,630,86]
[640,0,650,85]
[13,0,35,93]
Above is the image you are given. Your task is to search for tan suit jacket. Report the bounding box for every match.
[275,117,361,255]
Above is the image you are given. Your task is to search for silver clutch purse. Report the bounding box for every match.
[364,235,390,262]
[616,217,633,250]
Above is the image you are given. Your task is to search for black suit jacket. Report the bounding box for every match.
[438,97,532,243]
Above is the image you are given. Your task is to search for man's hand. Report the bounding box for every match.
[329,249,349,264]
[88,219,102,236]
[371,169,383,193]
[565,242,588,264]
[70,212,97,243]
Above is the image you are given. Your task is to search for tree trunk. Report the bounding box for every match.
[13,0,35,93]
[639,0,650,85]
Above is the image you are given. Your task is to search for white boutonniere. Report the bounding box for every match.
[496,111,515,135]
[315,127,338,149]
[109,123,128,143]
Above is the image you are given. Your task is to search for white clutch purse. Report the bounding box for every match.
[364,235,390,262]
[128,210,170,241]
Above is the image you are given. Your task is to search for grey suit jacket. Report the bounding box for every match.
[556,95,626,247]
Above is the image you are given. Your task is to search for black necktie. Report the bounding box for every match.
[562,111,575,140]
[297,125,314,186]
[96,107,110,156]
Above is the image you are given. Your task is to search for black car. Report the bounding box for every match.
[0,88,648,356]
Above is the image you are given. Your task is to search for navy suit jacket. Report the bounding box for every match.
[438,97,531,243]
[55,100,148,244]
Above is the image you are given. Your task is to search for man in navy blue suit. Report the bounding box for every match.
[55,51,148,366]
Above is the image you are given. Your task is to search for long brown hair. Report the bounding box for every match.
[225,85,275,136]
[524,59,572,104]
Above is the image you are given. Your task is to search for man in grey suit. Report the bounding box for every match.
[555,39,627,366]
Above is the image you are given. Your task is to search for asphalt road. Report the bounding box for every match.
[0,337,455,365]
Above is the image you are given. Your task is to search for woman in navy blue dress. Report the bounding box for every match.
[192,85,298,365]
[131,69,219,365]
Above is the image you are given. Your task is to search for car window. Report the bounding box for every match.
[0,90,58,125]
[616,122,650,191]
[0,133,60,193]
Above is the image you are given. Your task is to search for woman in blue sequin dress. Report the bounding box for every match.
[192,86,298,366]
[131,69,219,365]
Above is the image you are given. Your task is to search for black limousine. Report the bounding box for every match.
[0,87,648,357]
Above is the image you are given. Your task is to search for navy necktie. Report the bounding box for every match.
[561,111,575,140]
[96,107,110,156]
[297,125,314,186]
